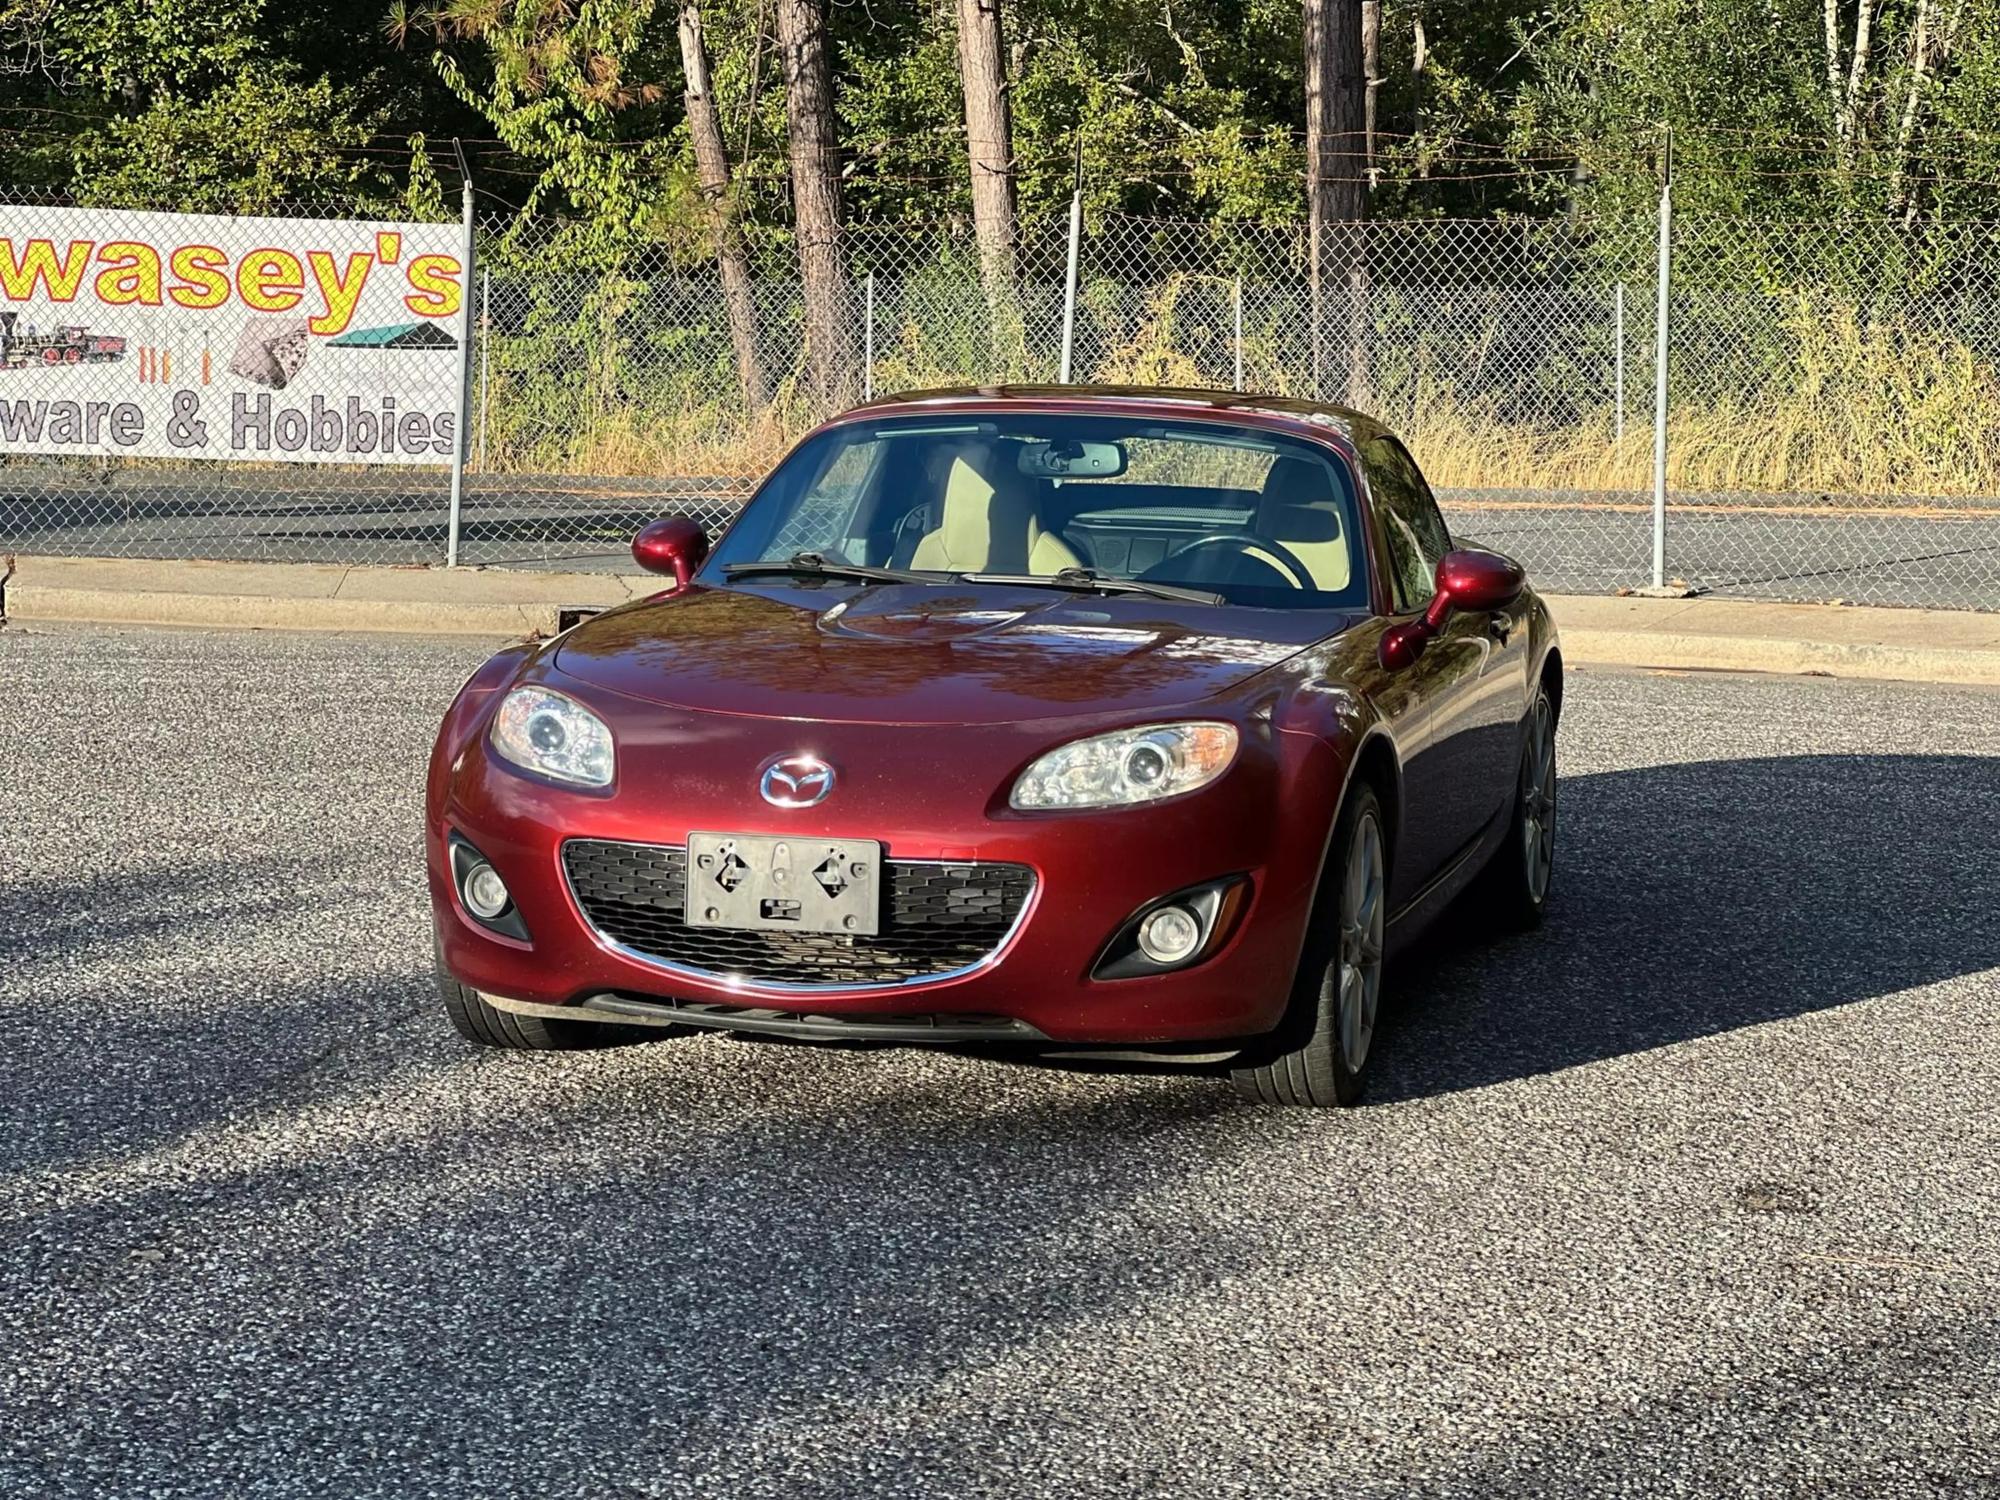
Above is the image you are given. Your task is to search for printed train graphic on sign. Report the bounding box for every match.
[0,310,128,370]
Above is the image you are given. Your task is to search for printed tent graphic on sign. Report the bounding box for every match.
[328,322,459,350]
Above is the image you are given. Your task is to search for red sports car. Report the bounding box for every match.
[427,386,1560,1106]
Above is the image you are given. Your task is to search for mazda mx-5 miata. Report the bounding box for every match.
[427,386,1560,1106]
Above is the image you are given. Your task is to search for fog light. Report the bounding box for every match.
[1137,903,1203,965]
[461,861,512,920]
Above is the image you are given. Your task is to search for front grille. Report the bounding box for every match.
[563,840,1036,987]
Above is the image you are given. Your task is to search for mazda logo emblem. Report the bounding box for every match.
[760,754,835,808]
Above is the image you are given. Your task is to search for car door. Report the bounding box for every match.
[1360,434,1521,891]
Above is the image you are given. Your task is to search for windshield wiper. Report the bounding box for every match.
[958,566,1222,607]
[723,552,931,587]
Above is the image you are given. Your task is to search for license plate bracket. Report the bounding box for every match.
[684,833,882,937]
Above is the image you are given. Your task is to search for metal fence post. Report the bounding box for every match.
[476,267,491,471]
[446,147,475,568]
[863,271,875,400]
[1233,276,1244,391]
[1058,135,1084,383]
[1650,139,1673,591]
[1614,282,1625,443]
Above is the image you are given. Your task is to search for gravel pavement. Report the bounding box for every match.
[2,624,1997,1499]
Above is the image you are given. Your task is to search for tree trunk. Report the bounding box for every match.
[1361,0,1381,192]
[1887,0,1931,213]
[1841,0,1877,155]
[1412,16,1428,180]
[1822,0,1846,156]
[679,0,766,413]
[775,0,855,406]
[1568,75,1596,216]
[1304,0,1368,402]
[1898,0,1971,220]
[1304,0,1330,394]
[1822,0,1880,190]
[955,0,1018,312]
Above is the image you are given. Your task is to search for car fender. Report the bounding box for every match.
[1268,662,1407,979]
[427,642,539,829]
[1266,618,1416,847]
[1522,591,1563,723]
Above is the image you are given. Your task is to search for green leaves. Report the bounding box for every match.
[33,0,266,99]
[403,0,680,261]
[8,0,1999,228]
[1512,0,2000,221]
[67,68,379,214]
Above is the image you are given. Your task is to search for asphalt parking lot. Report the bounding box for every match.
[3,624,1997,1499]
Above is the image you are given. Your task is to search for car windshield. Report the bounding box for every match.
[702,413,1369,610]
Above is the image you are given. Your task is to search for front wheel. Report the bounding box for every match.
[1472,681,1557,930]
[1230,783,1388,1108]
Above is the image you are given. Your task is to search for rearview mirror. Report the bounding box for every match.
[632,517,710,590]
[1018,439,1127,478]
[1378,548,1526,671]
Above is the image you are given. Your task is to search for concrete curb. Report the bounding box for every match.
[1560,628,2000,687]
[6,581,571,637]
[1,555,637,637]
[5,580,580,640]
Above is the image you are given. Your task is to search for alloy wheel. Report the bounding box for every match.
[1335,811,1386,1074]
[1521,695,1557,903]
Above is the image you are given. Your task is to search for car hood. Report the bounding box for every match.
[553,581,1349,726]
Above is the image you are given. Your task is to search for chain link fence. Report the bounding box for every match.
[4,185,1998,608]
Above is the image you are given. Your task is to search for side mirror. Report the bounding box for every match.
[1379,548,1526,671]
[632,517,710,591]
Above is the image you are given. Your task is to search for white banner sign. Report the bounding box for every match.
[0,206,466,465]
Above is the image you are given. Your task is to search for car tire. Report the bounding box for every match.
[1472,680,1558,932]
[1229,783,1388,1108]
[436,952,655,1051]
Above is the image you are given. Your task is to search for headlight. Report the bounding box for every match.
[1009,722,1239,810]
[489,686,614,788]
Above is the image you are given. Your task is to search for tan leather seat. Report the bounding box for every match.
[1256,455,1351,592]
[909,443,1083,574]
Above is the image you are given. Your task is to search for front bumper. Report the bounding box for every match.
[481,989,1050,1043]
[429,709,1342,1046]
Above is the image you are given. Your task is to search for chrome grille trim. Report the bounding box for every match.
[561,839,1037,993]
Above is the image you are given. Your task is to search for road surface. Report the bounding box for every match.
[3,623,1996,1497]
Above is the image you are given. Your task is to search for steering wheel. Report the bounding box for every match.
[1152,531,1316,591]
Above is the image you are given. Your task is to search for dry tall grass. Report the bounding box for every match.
[1402,294,2000,497]
[477,283,2000,501]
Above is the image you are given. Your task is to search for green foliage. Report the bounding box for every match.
[832,25,966,225]
[414,0,680,260]
[0,0,388,206]
[29,0,266,98]
[1005,19,1304,223]
[69,68,380,213]
[402,131,451,221]
[18,0,2000,508]
[5,0,1998,237]
[1515,0,2000,219]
